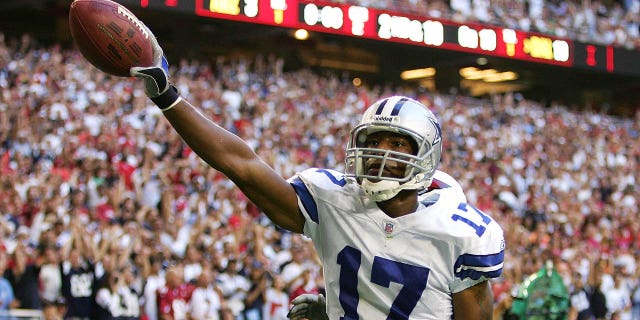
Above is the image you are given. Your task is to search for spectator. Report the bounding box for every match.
[585,263,608,320]
[140,254,165,320]
[118,265,142,319]
[94,273,118,320]
[288,269,320,303]
[569,272,592,320]
[4,242,41,310]
[0,251,16,310]
[42,299,66,320]
[262,275,289,320]
[94,254,118,298]
[95,267,140,320]
[216,258,251,318]
[279,245,314,296]
[60,247,97,320]
[157,264,194,320]
[242,261,268,320]
[58,217,99,320]
[182,244,203,284]
[188,268,223,320]
[38,244,63,311]
[604,272,633,320]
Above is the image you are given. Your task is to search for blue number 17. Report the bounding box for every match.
[336,246,430,319]
[451,202,492,237]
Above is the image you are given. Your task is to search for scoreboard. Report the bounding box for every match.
[116,0,640,76]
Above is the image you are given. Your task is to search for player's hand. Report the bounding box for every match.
[129,23,170,98]
[287,293,328,320]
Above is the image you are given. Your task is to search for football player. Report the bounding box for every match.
[130,24,505,320]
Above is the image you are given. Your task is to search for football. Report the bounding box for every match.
[69,0,154,77]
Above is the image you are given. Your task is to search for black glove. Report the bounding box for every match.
[287,293,329,320]
[129,23,180,111]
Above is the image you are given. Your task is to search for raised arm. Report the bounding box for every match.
[163,100,303,231]
[130,29,304,233]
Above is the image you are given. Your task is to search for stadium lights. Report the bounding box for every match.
[459,67,518,82]
[459,67,480,78]
[483,71,518,82]
[293,29,310,40]
[459,67,496,80]
[400,67,436,80]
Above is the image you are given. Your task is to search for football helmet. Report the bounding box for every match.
[345,96,442,201]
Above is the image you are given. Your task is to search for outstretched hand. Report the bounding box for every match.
[128,22,181,111]
[129,22,170,98]
[287,293,329,320]
[130,55,170,98]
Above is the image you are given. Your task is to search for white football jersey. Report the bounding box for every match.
[288,169,505,320]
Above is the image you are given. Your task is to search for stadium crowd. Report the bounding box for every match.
[329,0,640,50]
[0,32,639,320]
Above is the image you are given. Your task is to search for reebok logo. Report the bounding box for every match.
[373,115,394,122]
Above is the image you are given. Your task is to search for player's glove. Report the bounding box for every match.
[129,24,181,111]
[287,293,329,320]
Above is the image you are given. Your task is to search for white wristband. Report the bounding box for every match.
[160,96,182,112]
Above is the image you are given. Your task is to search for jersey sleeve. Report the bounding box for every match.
[287,167,356,240]
[427,171,505,293]
[449,208,505,293]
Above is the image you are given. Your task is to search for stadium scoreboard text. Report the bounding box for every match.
[123,0,639,76]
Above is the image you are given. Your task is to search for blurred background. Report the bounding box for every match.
[0,0,638,319]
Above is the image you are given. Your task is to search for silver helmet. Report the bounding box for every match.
[345,96,443,201]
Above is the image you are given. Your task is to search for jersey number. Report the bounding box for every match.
[451,202,492,237]
[336,246,430,320]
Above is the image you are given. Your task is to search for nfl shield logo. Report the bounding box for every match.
[384,221,394,236]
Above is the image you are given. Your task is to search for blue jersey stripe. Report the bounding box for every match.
[290,177,319,224]
[390,97,408,115]
[456,250,504,267]
[454,250,504,280]
[456,268,503,280]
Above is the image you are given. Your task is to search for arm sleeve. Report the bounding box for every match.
[450,207,505,293]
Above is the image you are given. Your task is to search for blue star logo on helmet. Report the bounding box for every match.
[430,118,442,145]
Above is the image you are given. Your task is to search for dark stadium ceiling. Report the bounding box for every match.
[0,0,50,9]
[1,1,639,114]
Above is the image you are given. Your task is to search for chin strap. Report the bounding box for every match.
[361,179,401,202]
[361,176,431,202]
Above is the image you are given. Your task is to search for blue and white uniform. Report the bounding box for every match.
[289,169,505,320]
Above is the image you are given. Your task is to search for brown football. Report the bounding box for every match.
[69,0,154,77]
